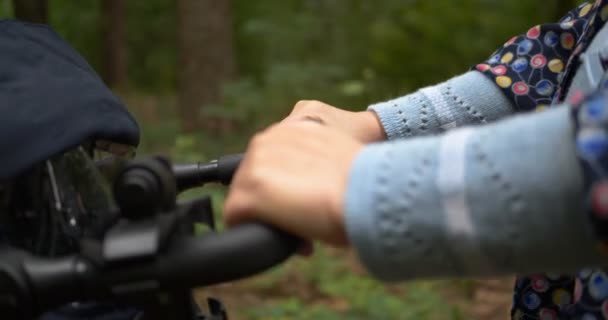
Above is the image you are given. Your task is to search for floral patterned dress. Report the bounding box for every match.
[477,1,608,318]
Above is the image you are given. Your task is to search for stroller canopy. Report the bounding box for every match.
[0,20,139,180]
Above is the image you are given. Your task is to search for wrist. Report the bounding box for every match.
[357,111,387,143]
[327,138,365,247]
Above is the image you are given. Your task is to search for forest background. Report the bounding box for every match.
[2,1,583,319]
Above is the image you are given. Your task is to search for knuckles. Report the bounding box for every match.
[223,190,251,224]
[292,100,327,114]
[249,132,267,150]
[246,133,272,165]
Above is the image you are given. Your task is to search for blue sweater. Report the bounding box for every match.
[343,20,608,280]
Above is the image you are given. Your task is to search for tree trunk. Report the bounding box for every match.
[177,0,236,132]
[100,0,128,90]
[13,0,48,24]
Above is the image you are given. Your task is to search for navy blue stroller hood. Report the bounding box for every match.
[0,20,140,180]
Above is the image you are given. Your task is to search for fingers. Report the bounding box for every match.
[223,135,268,227]
[290,100,320,115]
[226,186,316,257]
[223,188,252,227]
[223,112,360,249]
[286,100,333,123]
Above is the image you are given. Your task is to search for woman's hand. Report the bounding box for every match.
[223,121,364,247]
[283,100,386,143]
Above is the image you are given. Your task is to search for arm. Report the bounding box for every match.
[345,103,602,281]
[369,2,601,139]
[344,3,608,280]
[224,94,605,279]
[224,1,607,281]
[368,71,515,140]
[285,71,515,143]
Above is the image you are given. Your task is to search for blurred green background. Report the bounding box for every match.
[0,0,583,319]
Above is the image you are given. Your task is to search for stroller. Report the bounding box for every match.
[0,20,297,320]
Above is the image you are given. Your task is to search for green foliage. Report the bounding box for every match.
[0,0,563,128]
[50,1,101,71]
[0,0,565,102]
[218,0,558,136]
[0,0,11,17]
[0,0,176,91]
[124,0,177,92]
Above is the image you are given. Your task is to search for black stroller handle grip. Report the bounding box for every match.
[2,222,298,317]
[216,153,243,185]
[173,153,243,191]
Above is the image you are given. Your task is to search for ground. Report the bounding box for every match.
[193,248,514,320]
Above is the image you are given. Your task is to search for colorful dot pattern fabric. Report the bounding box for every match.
[476,2,605,112]
[477,1,608,319]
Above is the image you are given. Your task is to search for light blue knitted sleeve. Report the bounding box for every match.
[368,71,515,139]
[345,105,603,281]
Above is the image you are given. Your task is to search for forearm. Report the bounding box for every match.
[345,104,603,282]
[368,71,515,140]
